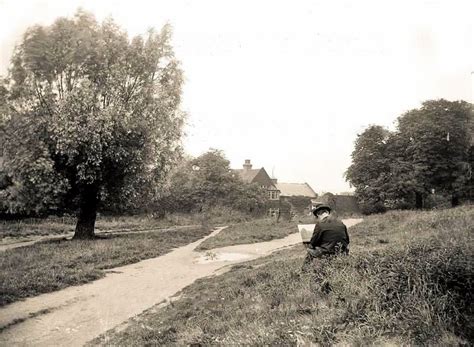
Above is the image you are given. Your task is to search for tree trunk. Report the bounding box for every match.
[73,185,99,240]
[415,192,423,209]
[451,194,460,207]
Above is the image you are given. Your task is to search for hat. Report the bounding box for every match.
[312,203,332,216]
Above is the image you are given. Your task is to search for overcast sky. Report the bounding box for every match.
[1,0,472,193]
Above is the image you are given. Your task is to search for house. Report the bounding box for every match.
[233,159,318,217]
[275,180,318,216]
[232,159,280,203]
[275,182,318,199]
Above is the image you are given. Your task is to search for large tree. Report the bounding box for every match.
[346,99,473,213]
[383,131,425,209]
[395,99,473,207]
[345,125,391,214]
[0,11,184,238]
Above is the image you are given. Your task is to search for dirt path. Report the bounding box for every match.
[0,219,362,346]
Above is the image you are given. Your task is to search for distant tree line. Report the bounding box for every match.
[345,99,473,214]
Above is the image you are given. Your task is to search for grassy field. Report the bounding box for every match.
[195,218,297,251]
[0,207,259,239]
[0,226,213,306]
[92,206,474,346]
[0,214,203,239]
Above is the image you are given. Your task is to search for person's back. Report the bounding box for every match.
[310,215,349,255]
[302,204,350,271]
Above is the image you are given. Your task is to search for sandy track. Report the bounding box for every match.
[0,219,362,346]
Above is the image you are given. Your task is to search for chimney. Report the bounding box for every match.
[243,159,252,170]
[271,178,278,184]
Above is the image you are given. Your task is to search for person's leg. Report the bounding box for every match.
[307,247,325,257]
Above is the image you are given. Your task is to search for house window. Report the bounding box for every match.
[268,208,279,217]
[269,190,279,200]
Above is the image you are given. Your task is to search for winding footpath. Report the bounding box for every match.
[0,219,362,346]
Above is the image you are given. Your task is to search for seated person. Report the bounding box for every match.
[303,204,350,269]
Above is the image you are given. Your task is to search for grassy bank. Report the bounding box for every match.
[0,226,213,306]
[93,206,473,345]
[196,218,296,251]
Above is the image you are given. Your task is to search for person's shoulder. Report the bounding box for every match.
[331,217,346,226]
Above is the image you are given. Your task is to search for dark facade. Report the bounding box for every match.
[233,160,319,218]
[233,160,280,204]
[320,193,361,215]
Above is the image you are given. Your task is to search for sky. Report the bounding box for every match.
[0,0,472,193]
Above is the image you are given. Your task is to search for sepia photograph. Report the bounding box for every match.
[0,0,473,345]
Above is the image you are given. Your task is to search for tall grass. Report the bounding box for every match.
[92,206,474,345]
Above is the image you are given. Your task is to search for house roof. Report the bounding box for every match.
[233,169,261,183]
[275,182,317,198]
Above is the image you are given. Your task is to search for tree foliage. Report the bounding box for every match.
[156,149,268,216]
[345,125,390,213]
[346,99,473,213]
[396,100,472,206]
[0,11,184,237]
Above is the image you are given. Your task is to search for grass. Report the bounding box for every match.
[0,216,76,238]
[0,214,203,239]
[0,207,258,239]
[195,218,297,251]
[0,226,213,306]
[91,205,474,346]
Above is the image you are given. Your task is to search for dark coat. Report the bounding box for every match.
[308,216,350,256]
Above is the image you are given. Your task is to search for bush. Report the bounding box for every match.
[359,200,386,215]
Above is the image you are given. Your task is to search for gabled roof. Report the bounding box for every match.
[275,182,317,198]
[233,169,261,183]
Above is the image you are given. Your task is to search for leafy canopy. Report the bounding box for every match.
[346,99,473,213]
[1,10,184,215]
[157,149,268,215]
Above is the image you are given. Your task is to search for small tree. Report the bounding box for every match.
[1,11,184,238]
[157,149,268,215]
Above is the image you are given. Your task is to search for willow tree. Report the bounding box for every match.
[1,11,184,238]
